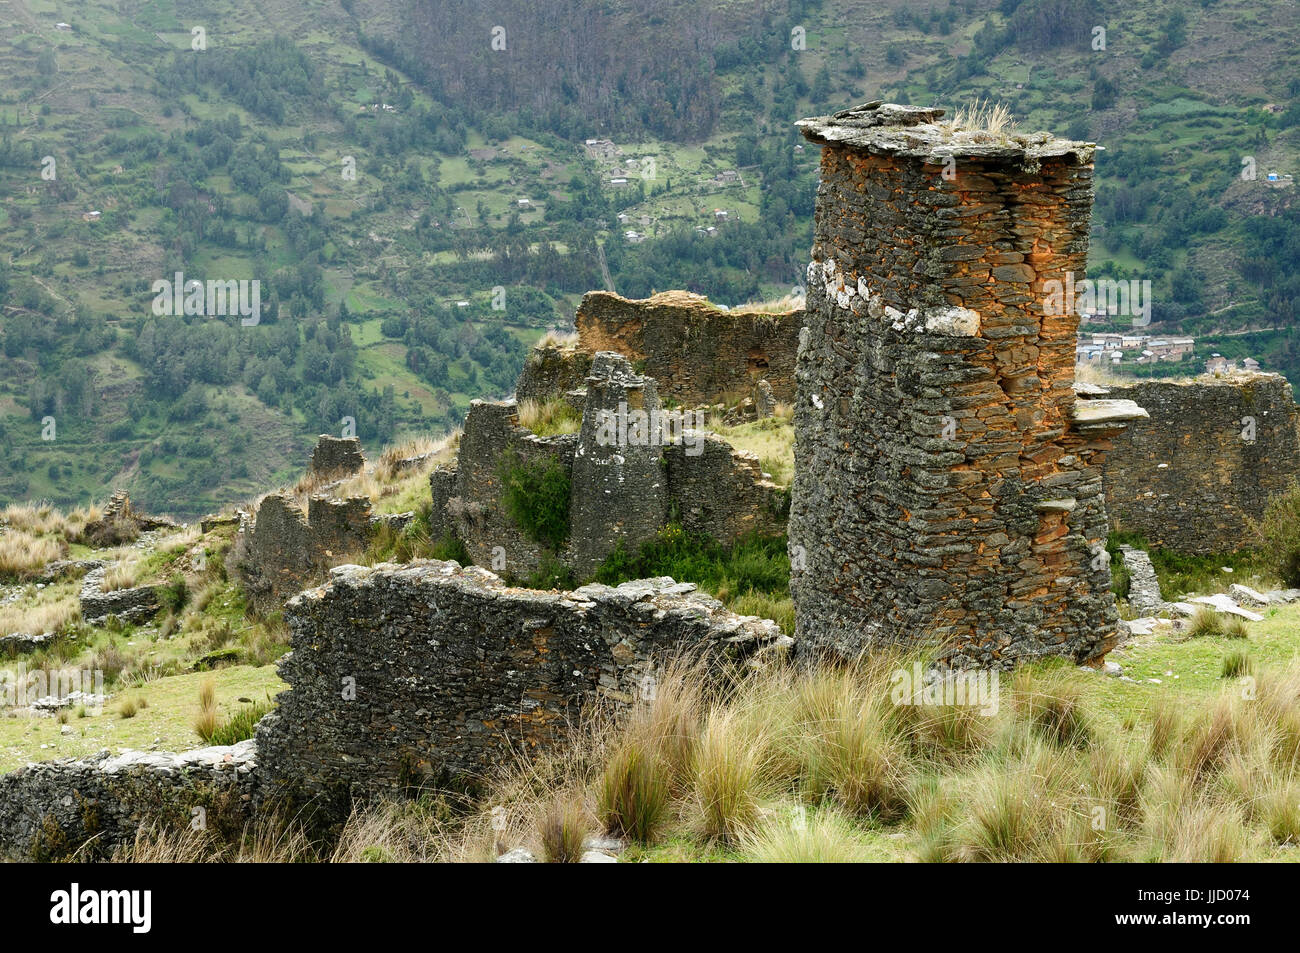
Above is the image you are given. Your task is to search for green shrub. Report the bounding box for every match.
[1252,481,1300,587]
[520,552,575,590]
[500,454,571,550]
[595,524,789,598]
[428,531,470,564]
[157,575,189,614]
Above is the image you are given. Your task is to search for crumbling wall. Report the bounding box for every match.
[240,492,375,610]
[79,565,161,626]
[515,345,593,404]
[566,290,802,406]
[0,742,256,859]
[665,437,788,543]
[255,561,789,801]
[79,491,175,547]
[434,355,788,581]
[1102,373,1300,554]
[309,435,365,481]
[789,103,1142,669]
[433,400,577,578]
[568,353,669,576]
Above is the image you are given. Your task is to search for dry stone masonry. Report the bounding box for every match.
[1102,373,1300,554]
[516,290,802,407]
[308,434,366,482]
[568,352,670,576]
[79,564,161,626]
[0,741,256,858]
[789,102,1145,669]
[255,560,790,801]
[432,352,787,581]
[238,491,409,610]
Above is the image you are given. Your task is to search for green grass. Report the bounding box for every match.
[595,524,789,602]
[0,665,284,773]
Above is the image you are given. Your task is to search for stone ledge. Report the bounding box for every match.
[797,101,1096,166]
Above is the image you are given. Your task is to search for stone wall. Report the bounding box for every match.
[433,353,787,582]
[515,344,593,404]
[255,561,789,801]
[239,491,376,610]
[309,435,365,481]
[0,742,256,859]
[666,436,788,543]
[567,353,670,576]
[434,400,577,577]
[1102,373,1300,553]
[516,291,803,408]
[79,565,161,626]
[789,103,1143,669]
[575,291,802,405]
[78,491,175,547]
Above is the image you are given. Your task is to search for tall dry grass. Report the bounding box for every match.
[90,654,1300,864]
[0,595,79,637]
[0,529,64,577]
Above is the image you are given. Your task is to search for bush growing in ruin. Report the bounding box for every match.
[1252,481,1300,587]
[500,454,571,551]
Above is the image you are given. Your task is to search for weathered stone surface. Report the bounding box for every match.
[255,561,790,802]
[433,362,785,581]
[515,344,593,404]
[200,513,241,534]
[0,631,58,653]
[308,435,365,481]
[434,399,577,578]
[29,559,104,585]
[1119,546,1164,615]
[789,102,1127,669]
[1102,374,1300,554]
[79,565,160,626]
[1188,593,1264,621]
[237,492,375,611]
[568,353,669,577]
[79,491,175,547]
[0,741,256,859]
[665,436,787,544]
[572,290,802,405]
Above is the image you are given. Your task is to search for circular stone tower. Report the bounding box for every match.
[789,102,1145,669]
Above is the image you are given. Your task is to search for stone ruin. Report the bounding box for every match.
[308,434,365,483]
[789,102,1146,668]
[11,103,1300,857]
[234,435,411,611]
[431,351,787,580]
[0,561,788,856]
[255,561,790,803]
[237,491,411,611]
[78,490,176,547]
[1102,372,1300,554]
[79,562,160,626]
[516,289,802,407]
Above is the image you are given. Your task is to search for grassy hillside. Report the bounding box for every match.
[1,0,1298,518]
